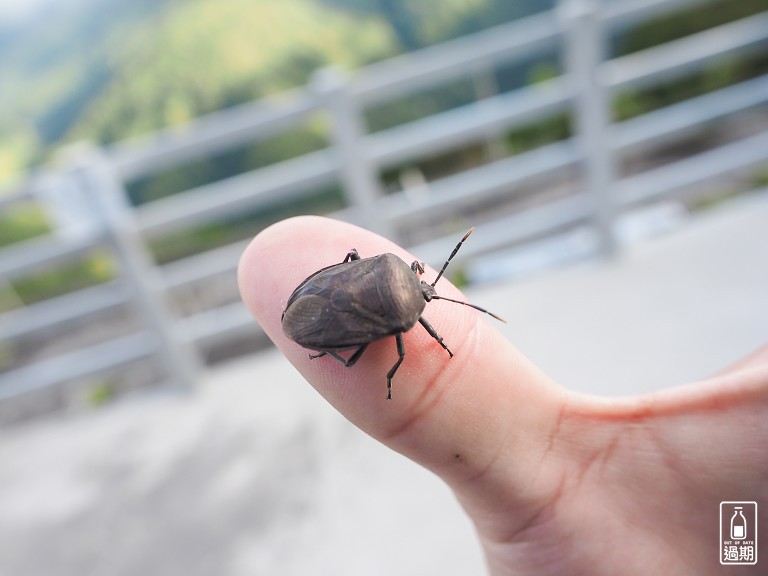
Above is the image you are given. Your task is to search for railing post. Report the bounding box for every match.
[35,169,104,242]
[61,144,201,390]
[560,0,618,257]
[310,67,394,240]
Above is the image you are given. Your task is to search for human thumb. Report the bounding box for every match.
[238,216,566,539]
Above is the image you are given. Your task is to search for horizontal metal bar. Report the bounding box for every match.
[408,132,768,268]
[161,239,250,289]
[382,140,580,224]
[0,331,159,401]
[603,12,768,92]
[135,148,338,237]
[602,0,713,28]
[108,88,320,181]
[180,301,263,346]
[618,131,768,206]
[0,282,130,341]
[351,11,560,106]
[367,77,571,169]
[0,232,103,281]
[409,194,591,268]
[0,183,35,210]
[614,74,768,154]
[135,80,571,240]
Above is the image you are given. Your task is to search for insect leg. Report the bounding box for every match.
[418,316,453,358]
[386,333,406,400]
[309,344,368,366]
[342,249,361,263]
[343,344,369,366]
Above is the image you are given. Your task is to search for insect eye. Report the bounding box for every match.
[421,281,436,301]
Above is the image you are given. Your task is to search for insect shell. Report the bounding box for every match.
[281,228,505,399]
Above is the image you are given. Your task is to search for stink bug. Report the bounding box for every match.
[281,228,505,399]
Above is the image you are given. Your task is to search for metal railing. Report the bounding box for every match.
[1,0,767,407]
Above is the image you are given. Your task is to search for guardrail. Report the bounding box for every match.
[1,0,767,410]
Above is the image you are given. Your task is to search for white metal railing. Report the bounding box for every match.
[1,0,767,407]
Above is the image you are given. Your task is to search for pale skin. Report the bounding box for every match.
[238,216,767,576]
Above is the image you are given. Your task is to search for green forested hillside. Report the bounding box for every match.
[0,0,544,185]
[6,0,762,193]
[0,0,162,181]
[70,0,397,143]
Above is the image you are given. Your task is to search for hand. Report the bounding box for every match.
[238,216,767,576]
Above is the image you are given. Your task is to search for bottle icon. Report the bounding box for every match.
[731,506,747,540]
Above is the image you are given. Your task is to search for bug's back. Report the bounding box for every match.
[282,253,425,351]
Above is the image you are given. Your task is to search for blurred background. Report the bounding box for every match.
[1,0,767,574]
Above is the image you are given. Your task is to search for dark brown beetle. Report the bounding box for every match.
[281,228,505,399]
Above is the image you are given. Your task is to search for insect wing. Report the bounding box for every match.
[283,259,397,350]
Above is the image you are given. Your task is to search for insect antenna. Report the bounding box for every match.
[431,227,474,288]
[431,295,507,323]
